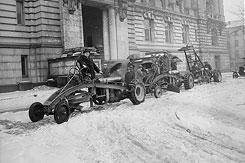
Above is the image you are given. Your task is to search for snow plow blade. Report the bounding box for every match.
[167,85,180,93]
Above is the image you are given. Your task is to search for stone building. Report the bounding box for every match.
[0,0,229,92]
[226,20,245,70]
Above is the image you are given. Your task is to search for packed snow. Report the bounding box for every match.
[0,73,244,163]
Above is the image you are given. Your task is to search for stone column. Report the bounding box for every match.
[102,9,110,61]
[108,7,118,60]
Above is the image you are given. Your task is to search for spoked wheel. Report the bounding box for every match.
[29,102,45,122]
[54,102,70,124]
[154,86,162,98]
[233,72,238,79]
[129,82,145,105]
[213,70,222,82]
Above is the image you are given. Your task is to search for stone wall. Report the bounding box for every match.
[61,2,83,49]
[128,1,230,71]
[0,0,62,86]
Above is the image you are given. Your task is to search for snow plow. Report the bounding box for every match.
[178,45,222,84]
[29,55,145,124]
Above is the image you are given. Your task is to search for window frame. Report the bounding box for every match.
[21,55,28,77]
[165,22,173,43]
[144,18,155,42]
[16,0,25,25]
[211,28,218,46]
[182,24,189,44]
[194,29,198,42]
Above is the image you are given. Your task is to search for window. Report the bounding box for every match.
[211,29,218,46]
[16,0,25,25]
[182,25,189,44]
[144,19,154,41]
[162,0,168,8]
[235,50,239,57]
[21,55,28,77]
[155,0,163,8]
[176,0,183,12]
[184,8,190,15]
[214,55,221,69]
[194,29,198,41]
[149,0,155,7]
[165,22,173,43]
[235,40,239,47]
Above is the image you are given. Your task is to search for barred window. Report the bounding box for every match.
[211,29,218,46]
[165,22,173,43]
[144,19,154,41]
[182,25,189,44]
[16,0,25,25]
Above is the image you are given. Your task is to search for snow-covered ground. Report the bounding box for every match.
[0,73,245,163]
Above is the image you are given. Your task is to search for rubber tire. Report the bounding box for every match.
[184,72,194,89]
[54,103,70,124]
[233,72,238,78]
[29,102,45,122]
[154,86,162,98]
[213,70,222,82]
[130,82,145,105]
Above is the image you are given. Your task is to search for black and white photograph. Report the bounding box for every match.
[0,0,244,162]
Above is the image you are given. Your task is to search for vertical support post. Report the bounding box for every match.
[102,9,110,61]
[108,7,118,60]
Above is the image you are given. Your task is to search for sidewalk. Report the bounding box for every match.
[0,85,58,113]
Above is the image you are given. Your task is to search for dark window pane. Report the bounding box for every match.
[17,1,24,25]
[21,55,28,76]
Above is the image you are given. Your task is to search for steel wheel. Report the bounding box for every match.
[29,102,45,122]
[233,72,238,79]
[54,103,70,124]
[154,86,162,98]
[184,72,194,89]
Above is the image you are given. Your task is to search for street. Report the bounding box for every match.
[0,73,244,163]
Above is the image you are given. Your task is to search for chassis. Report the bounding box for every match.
[29,60,146,124]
